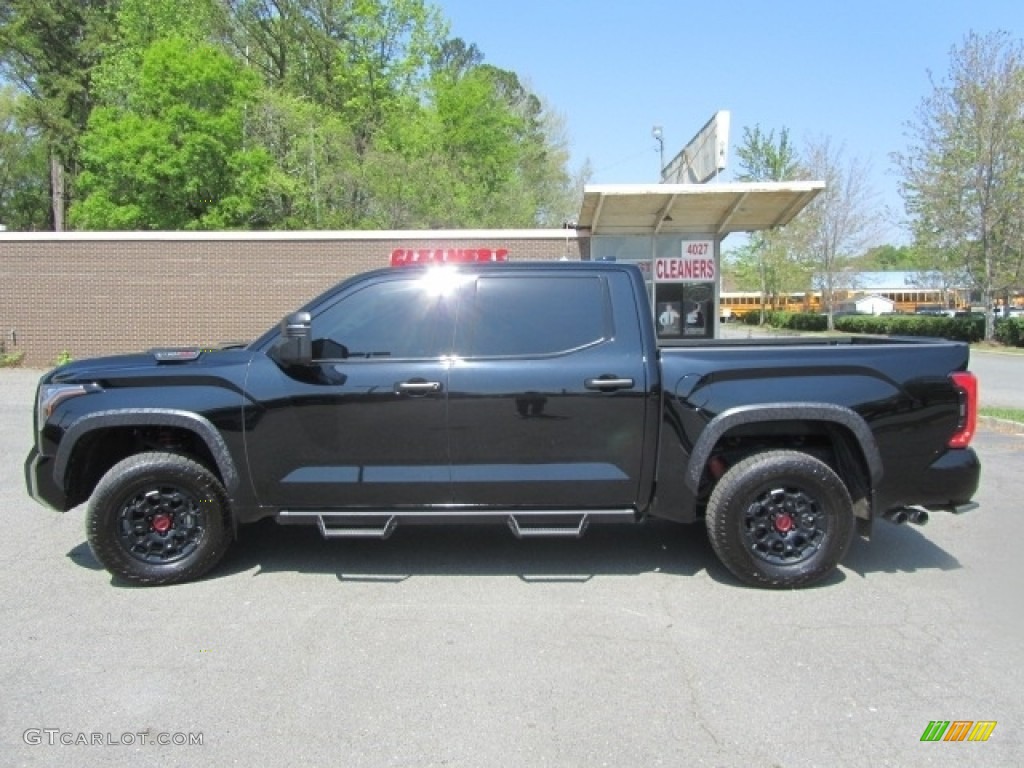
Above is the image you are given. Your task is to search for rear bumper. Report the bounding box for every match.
[24,447,69,511]
[918,448,981,509]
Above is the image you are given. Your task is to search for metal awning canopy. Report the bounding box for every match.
[578,181,825,236]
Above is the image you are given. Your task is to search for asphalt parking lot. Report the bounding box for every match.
[1,366,1021,768]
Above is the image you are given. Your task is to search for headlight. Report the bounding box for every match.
[37,383,100,423]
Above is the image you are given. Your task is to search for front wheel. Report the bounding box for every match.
[86,452,231,586]
[705,450,854,588]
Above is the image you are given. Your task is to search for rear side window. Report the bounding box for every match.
[457,275,610,357]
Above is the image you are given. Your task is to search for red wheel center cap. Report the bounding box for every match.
[774,514,794,533]
[151,514,173,533]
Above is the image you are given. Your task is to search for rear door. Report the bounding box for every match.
[447,268,649,508]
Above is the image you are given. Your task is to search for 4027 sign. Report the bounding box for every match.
[654,240,716,283]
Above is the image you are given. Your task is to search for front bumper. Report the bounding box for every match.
[24,447,69,511]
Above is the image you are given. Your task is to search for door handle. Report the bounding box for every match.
[584,376,635,392]
[397,380,442,394]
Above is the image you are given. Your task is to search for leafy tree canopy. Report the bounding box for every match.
[3,0,583,231]
[69,38,273,230]
[0,85,50,230]
[896,29,1024,339]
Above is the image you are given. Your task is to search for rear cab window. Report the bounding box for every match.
[455,275,612,358]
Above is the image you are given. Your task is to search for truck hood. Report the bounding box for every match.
[45,348,257,385]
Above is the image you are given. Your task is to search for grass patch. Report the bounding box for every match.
[980,406,1024,424]
[0,350,25,368]
[974,343,1024,355]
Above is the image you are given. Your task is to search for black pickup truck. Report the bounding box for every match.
[25,261,980,588]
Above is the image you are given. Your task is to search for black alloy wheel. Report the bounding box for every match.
[705,450,855,588]
[87,452,231,586]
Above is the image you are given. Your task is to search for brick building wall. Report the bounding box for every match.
[1,230,586,368]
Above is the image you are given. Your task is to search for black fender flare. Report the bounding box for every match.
[685,402,883,494]
[55,409,240,493]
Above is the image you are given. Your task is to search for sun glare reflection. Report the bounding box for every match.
[419,266,468,297]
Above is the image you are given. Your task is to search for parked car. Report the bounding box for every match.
[914,305,956,317]
[26,261,981,588]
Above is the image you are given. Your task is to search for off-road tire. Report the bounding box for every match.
[86,452,231,586]
[705,450,854,588]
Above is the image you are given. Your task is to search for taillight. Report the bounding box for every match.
[948,371,977,449]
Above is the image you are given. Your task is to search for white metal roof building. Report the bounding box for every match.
[577,181,824,339]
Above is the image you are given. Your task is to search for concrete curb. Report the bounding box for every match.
[979,415,1024,436]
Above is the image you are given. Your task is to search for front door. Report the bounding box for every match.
[245,273,455,508]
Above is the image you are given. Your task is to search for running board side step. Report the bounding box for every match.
[276,508,633,540]
[507,514,589,539]
[317,515,397,540]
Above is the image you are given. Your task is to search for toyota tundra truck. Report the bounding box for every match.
[25,261,981,588]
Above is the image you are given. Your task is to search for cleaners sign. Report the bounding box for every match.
[654,240,716,283]
[391,248,509,266]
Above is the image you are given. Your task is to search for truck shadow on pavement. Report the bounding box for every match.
[212,519,726,583]
[67,514,961,588]
[842,520,961,578]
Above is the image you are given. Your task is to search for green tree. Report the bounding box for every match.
[895,30,1024,340]
[735,125,800,183]
[364,64,522,227]
[221,0,452,226]
[854,244,928,271]
[222,0,444,137]
[219,0,317,89]
[69,38,273,229]
[0,86,50,230]
[3,0,581,231]
[0,0,117,229]
[800,136,879,330]
[732,125,809,322]
[431,36,484,78]
[243,88,374,229]
[205,4,580,229]
[487,67,577,227]
[371,61,575,228]
[91,0,223,106]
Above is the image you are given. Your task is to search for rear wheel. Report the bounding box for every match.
[705,450,854,588]
[86,452,231,586]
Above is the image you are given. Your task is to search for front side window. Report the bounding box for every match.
[311,278,455,360]
[456,275,610,358]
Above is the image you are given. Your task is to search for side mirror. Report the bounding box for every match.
[275,311,312,366]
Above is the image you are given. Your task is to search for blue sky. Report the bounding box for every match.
[434,0,1023,243]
